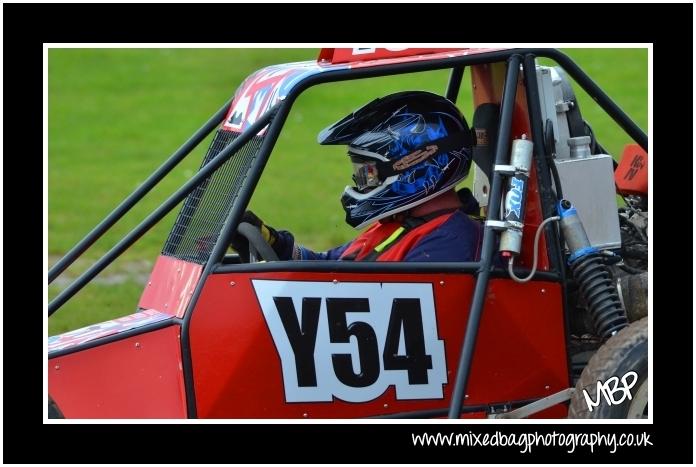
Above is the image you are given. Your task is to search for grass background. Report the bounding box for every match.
[48,48,648,334]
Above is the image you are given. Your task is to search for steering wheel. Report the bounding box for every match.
[236,222,280,263]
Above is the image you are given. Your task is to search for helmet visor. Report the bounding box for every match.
[350,156,381,193]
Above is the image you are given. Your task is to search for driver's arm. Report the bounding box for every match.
[235,210,351,261]
[274,230,351,260]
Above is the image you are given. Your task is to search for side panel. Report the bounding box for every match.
[48,309,171,353]
[48,326,187,418]
[189,272,568,418]
[138,255,203,318]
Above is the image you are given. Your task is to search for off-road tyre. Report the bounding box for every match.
[568,317,648,418]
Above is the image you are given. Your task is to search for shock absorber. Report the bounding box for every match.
[558,199,628,337]
[498,136,561,284]
[499,135,534,257]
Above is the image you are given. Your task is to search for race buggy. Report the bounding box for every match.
[47,48,649,419]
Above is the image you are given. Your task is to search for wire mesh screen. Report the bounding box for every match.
[162,129,264,264]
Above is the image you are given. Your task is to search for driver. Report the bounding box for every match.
[232,91,483,262]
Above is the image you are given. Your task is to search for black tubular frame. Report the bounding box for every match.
[214,260,561,280]
[180,101,293,416]
[49,48,647,419]
[47,106,279,316]
[523,54,563,271]
[550,54,647,151]
[447,54,522,418]
[445,66,465,102]
[47,98,233,285]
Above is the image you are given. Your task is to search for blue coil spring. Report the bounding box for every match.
[570,252,629,337]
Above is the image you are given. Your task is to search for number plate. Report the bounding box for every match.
[252,280,447,403]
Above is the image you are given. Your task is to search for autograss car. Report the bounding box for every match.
[47,47,648,419]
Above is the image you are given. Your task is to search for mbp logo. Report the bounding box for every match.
[252,280,447,403]
[583,371,638,412]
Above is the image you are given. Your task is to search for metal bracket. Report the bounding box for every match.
[485,220,507,230]
[488,388,575,419]
[494,163,530,175]
[485,219,523,231]
[555,100,571,113]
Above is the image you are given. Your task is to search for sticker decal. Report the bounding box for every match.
[252,280,446,403]
[505,176,524,218]
[222,62,347,134]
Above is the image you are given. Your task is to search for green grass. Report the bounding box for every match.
[48,48,648,334]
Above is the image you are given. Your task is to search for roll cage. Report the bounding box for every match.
[48,48,648,418]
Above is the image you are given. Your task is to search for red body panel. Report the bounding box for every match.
[320,48,462,64]
[615,144,648,196]
[189,272,568,418]
[471,63,549,271]
[319,48,506,66]
[49,326,187,418]
[139,255,203,318]
[48,309,171,353]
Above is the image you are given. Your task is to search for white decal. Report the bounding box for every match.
[225,95,249,131]
[352,47,409,55]
[583,371,638,412]
[352,48,376,55]
[252,280,447,403]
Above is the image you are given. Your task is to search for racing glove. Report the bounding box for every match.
[230,210,280,255]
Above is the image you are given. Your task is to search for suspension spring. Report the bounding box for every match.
[570,252,628,337]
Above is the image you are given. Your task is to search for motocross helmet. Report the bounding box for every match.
[318,91,473,229]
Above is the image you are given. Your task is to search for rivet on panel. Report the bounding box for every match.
[54,364,60,370]
[545,385,550,390]
[229,281,236,287]
[439,280,445,286]
[135,342,141,349]
[332,279,338,285]
[465,394,469,399]
[541,288,546,294]
[383,404,388,409]
[303,413,308,418]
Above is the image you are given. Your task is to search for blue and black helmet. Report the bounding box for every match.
[318,91,473,229]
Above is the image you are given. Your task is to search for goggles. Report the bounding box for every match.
[350,155,381,192]
[347,130,471,192]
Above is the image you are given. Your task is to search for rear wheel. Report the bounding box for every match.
[568,317,648,419]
